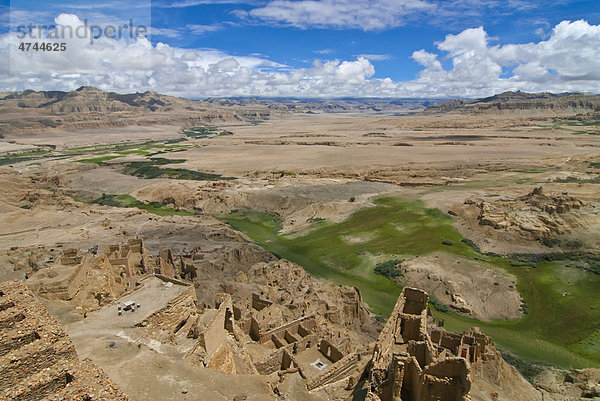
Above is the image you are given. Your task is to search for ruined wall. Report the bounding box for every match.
[30,239,178,313]
[422,358,471,400]
[158,249,176,277]
[59,248,83,265]
[203,293,235,358]
[259,316,315,344]
[306,352,369,391]
[186,292,257,375]
[35,259,89,301]
[136,285,198,342]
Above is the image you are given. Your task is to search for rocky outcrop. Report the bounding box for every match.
[397,253,522,320]
[247,259,374,334]
[465,187,589,241]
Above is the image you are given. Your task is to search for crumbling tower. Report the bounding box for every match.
[367,287,472,401]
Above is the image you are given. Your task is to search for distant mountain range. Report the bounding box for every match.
[1,87,598,136]
[0,86,437,114]
[0,87,434,135]
[423,91,600,115]
[0,86,290,135]
[1,86,202,114]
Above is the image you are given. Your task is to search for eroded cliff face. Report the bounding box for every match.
[0,87,428,136]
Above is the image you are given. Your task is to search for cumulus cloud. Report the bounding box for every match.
[1,14,380,97]
[411,19,600,96]
[2,14,600,98]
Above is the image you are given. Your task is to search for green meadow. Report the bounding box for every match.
[222,197,600,369]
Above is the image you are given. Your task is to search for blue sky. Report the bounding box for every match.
[1,0,600,98]
[147,0,600,81]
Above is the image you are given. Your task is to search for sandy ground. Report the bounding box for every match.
[1,111,598,269]
[4,125,181,149]
[161,114,600,175]
[68,166,162,197]
[0,200,241,254]
[0,142,39,153]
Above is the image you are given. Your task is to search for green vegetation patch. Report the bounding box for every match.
[223,198,477,317]
[432,259,600,368]
[120,158,233,181]
[181,126,233,139]
[114,150,152,156]
[429,296,450,313]
[500,351,549,383]
[77,155,121,164]
[0,150,51,166]
[547,119,600,135]
[374,259,404,279]
[91,193,196,216]
[66,140,160,154]
[553,176,600,184]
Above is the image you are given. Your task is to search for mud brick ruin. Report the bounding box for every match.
[28,239,199,312]
[18,239,502,400]
[0,280,128,400]
[367,287,496,401]
[184,289,372,389]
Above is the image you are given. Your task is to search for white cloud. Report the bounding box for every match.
[186,23,223,34]
[148,27,183,39]
[2,15,600,98]
[411,19,600,96]
[241,0,556,31]
[248,0,433,31]
[159,0,262,8]
[355,54,393,61]
[314,48,335,55]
